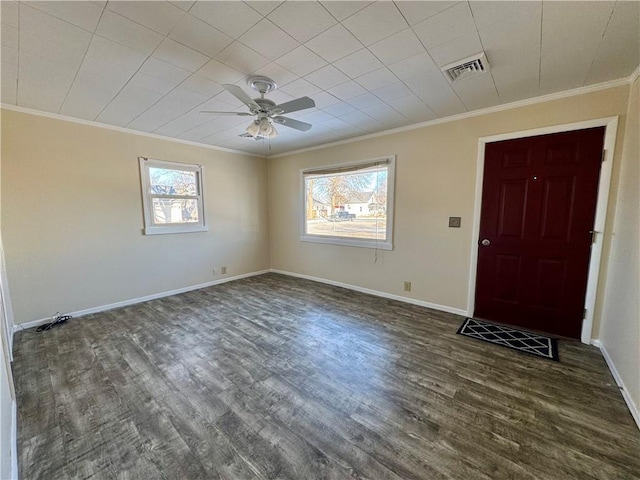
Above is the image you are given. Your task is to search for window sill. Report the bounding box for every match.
[143,225,208,235]
[300,234,393,250]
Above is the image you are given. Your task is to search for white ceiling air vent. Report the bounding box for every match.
[442,53,489,82]
[238,132,265,140]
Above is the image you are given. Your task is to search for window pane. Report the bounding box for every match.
[151,198,199,224]
[305,165,388,241]
[149,167,197,195]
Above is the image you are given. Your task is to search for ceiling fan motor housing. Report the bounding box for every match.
[253,98,284,116]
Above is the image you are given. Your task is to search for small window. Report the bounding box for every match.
[139,157,207,235]
[301,155,395,250]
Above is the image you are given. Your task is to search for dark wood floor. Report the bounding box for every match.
[12,273,640,479]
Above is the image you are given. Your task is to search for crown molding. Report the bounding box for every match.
[267,73,636,159]
[0,104,266,159]
[2,67,637,161]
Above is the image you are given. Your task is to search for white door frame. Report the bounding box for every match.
[466,116,619,344]
[0,235,17,479]
[0,240,14,360]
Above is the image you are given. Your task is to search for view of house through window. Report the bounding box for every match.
[302,156,395,249]
[139,158,207,235]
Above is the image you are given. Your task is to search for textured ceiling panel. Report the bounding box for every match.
[1,0,638,156]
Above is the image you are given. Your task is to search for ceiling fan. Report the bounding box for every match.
[201,76,315,140]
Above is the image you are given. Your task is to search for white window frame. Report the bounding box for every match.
[300,155,395,250]
[139,157,207,235]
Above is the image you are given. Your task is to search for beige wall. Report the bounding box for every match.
[1,109,270,325]
[0,83,634,343]
[0,109,15,480]
[269,85,631,337]
[600,77,639,418]
[0,80,637,429]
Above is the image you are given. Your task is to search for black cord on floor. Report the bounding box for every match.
[36,313,72,332]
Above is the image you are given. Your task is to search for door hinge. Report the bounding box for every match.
[601,150,606,162]
[590,230,600,244]
[583,308,587,319]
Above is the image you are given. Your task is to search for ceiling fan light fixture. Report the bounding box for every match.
[246,118,278,139]
[258,117,271,135]
[246,120,260,137]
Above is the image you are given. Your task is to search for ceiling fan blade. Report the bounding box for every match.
[200,111,253,116]
[274,97,315,114]
[222,84,260,110]
[272,116,312,132]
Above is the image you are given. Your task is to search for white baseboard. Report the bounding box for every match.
[269,269,468,317]
[12,269,270,332]
[591,339,640,430]
[12,268,467,331]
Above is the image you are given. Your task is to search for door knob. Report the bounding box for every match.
[481,239,491,246]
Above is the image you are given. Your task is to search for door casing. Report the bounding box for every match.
[467,117,619,344]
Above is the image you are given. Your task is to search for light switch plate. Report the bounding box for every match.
[449,217,461,228]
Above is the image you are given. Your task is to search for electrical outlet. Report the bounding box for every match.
[404,281,411,292]
[221,266,227,274]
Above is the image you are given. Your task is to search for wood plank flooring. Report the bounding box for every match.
[12,273,640,479]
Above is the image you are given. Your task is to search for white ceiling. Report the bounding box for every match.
[1,1,638,156]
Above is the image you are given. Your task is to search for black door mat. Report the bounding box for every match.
[457,318,559,361]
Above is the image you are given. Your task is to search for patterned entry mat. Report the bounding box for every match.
[457,317,559,361]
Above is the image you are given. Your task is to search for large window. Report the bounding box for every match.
[139,157,207,235]
[301,155,395,250]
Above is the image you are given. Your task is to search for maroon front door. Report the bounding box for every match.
[474,127,605,338]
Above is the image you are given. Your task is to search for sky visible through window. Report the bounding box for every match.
[149,167,197,196]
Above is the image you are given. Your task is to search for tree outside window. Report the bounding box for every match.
[139,158,207,235]
[301,156,395,250]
